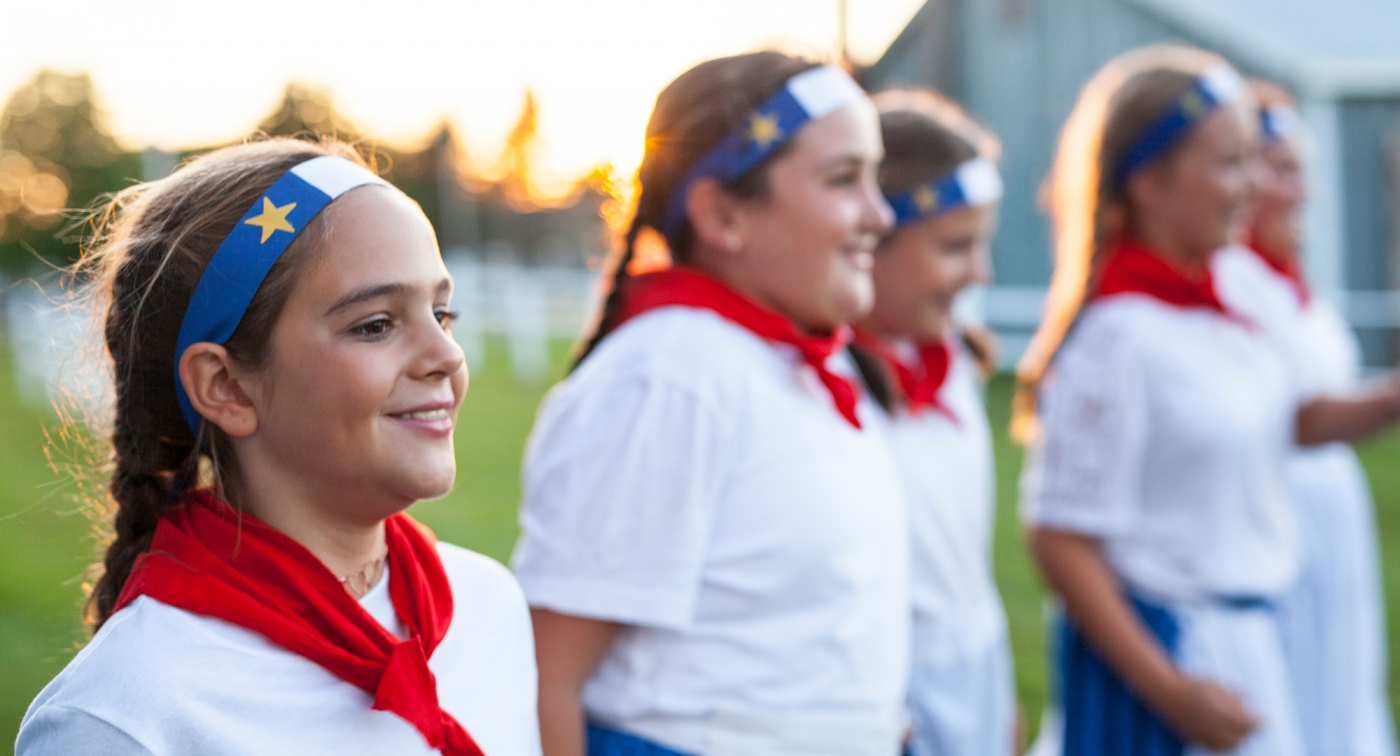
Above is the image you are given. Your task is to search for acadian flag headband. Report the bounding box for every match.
[1260,103,1301,143]
[659,64,868,236]
[886,157,1003,228]
[1116,65,1247,181]
[174,156,388,434]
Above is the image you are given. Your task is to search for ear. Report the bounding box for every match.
[178,343,259,438]
[1125,161,1169,215]
[685,177,749,256]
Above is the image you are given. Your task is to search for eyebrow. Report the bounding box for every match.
[324,278,452,316]
[820,153,874,171]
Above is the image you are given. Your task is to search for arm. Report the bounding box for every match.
[1028,527,1257,751]
[1296,375,1400,445]
[533,608,625,756]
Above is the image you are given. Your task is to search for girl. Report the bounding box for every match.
[1213,82,1399,756]
[510,52,908,756]
[848,89,1017,756]
[16,140,540,756]
[1019,45,1400,756]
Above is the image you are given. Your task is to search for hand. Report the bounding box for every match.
[1157,675,1258,752]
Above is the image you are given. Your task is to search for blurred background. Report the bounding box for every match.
[3,0,1400,751]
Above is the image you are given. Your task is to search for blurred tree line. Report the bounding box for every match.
[0,72,616,276]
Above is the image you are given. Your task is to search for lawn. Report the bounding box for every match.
[3,335,1400,752]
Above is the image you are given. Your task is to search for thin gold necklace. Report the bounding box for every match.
[340,548,389,599]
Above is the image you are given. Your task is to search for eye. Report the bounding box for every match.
[351,317,394,339]
[828,170,859,187]
[435,309,459,329]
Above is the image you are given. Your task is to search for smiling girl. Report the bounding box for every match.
[16,140,540,756]
[510,52,908,756]
[849,89,1015,756]
[1017,46,1302,756]
[1212,81,1400,756]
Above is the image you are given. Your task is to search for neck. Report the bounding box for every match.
[683,248,826,336]
[1251,225,1300,267]
[1129,222,1211,278]
[227,453,393,582]
[857,312,947,345]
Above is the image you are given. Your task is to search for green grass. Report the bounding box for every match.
[2,341,1399,752]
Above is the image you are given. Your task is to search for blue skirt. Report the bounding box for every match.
[587,723,695,756]
[1056,594,1185,756]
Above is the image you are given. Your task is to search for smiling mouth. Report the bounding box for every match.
[391,408,451,421]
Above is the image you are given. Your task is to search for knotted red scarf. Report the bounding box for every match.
[115,491,484,756]
[1096,241,1252,329]
[616,266,862,429]
[852,329,959,424]
[1246,238,1310,306]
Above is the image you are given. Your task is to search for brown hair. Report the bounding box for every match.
[572,51,822,367]
[1011,45,1237,442]
[76,137,372,628]
[852,88,1001,413]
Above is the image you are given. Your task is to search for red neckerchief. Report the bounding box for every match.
[1246,237,1310,306]
[852,329,960,425]
[115,491,484,756]
[617,266,862,429]
[1096,240,1253,329]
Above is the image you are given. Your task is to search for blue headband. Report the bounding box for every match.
[174,155,387,434]
[886,157,1003,228]
[660,64,867,236]
[1260,103,1300,143]
[1117,66,1246,180]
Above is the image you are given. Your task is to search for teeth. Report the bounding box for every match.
[400,409,449,421]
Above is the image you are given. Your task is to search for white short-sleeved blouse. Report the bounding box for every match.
[17,543,542,756]
[1021,293,1298,601]
[512,306,910,755]
[866,337,1006,656]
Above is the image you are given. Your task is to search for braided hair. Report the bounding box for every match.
[76,138,369,629]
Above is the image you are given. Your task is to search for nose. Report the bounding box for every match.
[862,179,895,236]
[414,311,467,382]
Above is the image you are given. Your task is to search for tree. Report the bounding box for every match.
[256,83,360,142]
[0,71,135,272]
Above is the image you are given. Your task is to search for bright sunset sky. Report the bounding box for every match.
[1,0,926,193]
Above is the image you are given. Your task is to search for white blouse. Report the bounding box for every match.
[512,306,910,755]
[1021,293,1299,601]
[867,336,1007,656]
[17,544,541,756]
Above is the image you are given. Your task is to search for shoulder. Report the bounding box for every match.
[568,307,777,399]
[19,596,289,752]
[436,542,526,610]
[1058,299,1151,363]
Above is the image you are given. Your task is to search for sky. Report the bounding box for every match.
[0,0,927,193]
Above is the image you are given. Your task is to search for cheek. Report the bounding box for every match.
[268,338,396,433]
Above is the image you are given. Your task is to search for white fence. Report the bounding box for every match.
[3,259,603,411]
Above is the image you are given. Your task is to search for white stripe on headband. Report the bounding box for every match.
[786,65,869,121]
[1261,104,1301,142]
[660,64,868,235]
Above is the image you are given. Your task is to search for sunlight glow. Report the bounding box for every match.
[0,0,925,195]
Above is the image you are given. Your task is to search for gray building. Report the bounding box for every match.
[863,0,1400,367]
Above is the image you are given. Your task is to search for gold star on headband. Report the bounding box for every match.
[244,197,297,244]
[748,112,783,150]
[1181,90,1207,119]
[914,185,938,213]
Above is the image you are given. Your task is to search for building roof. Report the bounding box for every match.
[1127,0,1400,96]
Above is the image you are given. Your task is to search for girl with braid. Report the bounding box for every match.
[17,139,540,756]
[511,52,908,756]
[847,89,1016,756]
